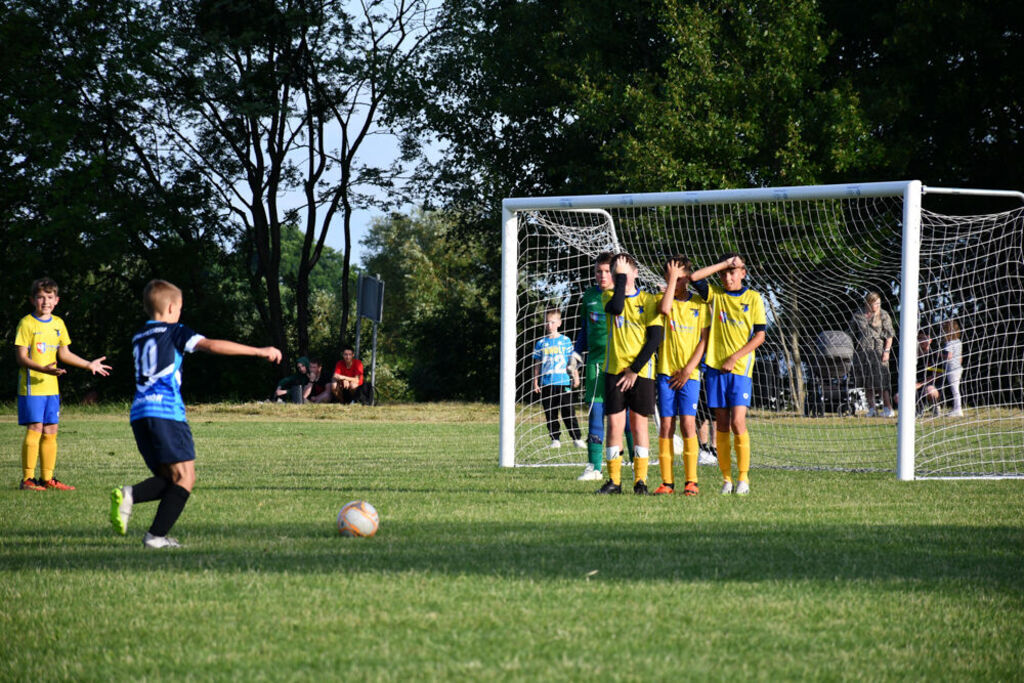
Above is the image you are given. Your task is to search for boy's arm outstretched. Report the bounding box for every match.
[55,346,112,376]
[688,255,743,284]
[196,338,282,363]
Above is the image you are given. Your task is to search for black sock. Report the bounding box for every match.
[148,484,191,537]
[131,476,169,503]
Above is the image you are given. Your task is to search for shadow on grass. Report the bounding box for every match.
[2,520,1022,590]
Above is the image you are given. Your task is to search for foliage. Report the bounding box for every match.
[140,0,439,360]
[361,209,501,401]
[0,0,266,401]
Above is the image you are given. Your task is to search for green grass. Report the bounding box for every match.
[2,404,1023,681]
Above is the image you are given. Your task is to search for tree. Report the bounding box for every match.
[138,0,438,365]
[0,0,259,401]
[361,209,500,400]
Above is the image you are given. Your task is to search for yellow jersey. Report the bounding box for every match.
[602,289,661,379]
[14,313,70,396]
[657,293,708,380]
[703,284,766,377]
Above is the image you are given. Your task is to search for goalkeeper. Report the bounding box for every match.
[572,253,635,481]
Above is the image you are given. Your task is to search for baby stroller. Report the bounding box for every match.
[803,331,858,417]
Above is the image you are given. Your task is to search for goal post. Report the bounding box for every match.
[500,180,1024,479]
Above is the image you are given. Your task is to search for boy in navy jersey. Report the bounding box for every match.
[110,280,281,548]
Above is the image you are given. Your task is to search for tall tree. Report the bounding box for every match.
[0,0,256,400]
[139,0,437,362]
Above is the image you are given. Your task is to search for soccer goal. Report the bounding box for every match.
[500,181,1024,479]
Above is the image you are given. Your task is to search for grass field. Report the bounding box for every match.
[2,403,1023,680]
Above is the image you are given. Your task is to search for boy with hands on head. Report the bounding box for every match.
[654,257,709,496]
[597,253,664,495]
[689,253,766,495]
[14,277,111,491]
[111,279,281,548]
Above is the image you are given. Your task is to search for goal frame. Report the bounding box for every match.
[499,180,1024,478]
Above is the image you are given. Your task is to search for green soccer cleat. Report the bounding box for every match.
[110,486,133,536]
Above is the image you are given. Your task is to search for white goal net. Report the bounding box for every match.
[499,181,1024,479]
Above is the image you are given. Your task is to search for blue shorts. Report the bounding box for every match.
[131,418,196,475]
[657,375,701,417]
[18,395,60,425]
[705,368,753,408]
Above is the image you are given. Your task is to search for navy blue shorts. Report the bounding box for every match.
[131,418,196,475]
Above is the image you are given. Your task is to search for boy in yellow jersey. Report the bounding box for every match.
[653,257,709,496]
[14,278,111,491]
[690,254,766,495]
[596,253,664,495]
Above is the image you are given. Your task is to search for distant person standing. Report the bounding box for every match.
[941,320,964,417]
[851,292,895,417]
[332,346,364,404]
[532,308,583,450]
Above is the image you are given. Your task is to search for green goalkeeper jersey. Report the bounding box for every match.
[577,285,608,362]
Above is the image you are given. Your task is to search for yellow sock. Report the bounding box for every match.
[40,434,57,482]
[683,436,699,483]
[634,446,649,484]
[735,431,751,482]
[608,457,622,486]
[658,438,673,485]
[22,430,41,481]
[716,431,732,483]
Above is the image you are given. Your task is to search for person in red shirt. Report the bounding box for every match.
[332,346,364,404]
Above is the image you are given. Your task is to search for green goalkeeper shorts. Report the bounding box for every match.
[584,361,605,404]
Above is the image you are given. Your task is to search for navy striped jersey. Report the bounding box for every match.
[130,321,205,422]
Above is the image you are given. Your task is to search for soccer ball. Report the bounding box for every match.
[673,434,685,456]
[337,500,379,537]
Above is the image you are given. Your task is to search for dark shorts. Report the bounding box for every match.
[605,372,656,417]
[131,417,196,476]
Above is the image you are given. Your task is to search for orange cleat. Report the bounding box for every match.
[683,481,699,496]
[41,478,75,491]
[651,483,675,495]
[20,478,46,491]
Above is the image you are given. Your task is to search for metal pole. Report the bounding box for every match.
[897,180,922,481]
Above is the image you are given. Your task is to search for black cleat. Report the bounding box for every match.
[633,481,649,495]
[596,480,622,494]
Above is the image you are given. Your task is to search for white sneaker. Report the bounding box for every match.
[143,532,182,549]
[577,464,604,481]
[947,409,964,418]
[110,485,133,536]
[720,481,734,495]
[881,407,896,418]
[573,439,587,449]
[548,440,561,449]
[698,448,718,466]
[866,408,878,417]
[735,480,750,495]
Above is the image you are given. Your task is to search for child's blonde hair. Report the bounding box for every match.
[941,319,961,340]
[143,279,183,317]
[544,308,562,321]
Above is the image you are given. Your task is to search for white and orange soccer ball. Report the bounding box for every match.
[337,500,379,537]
